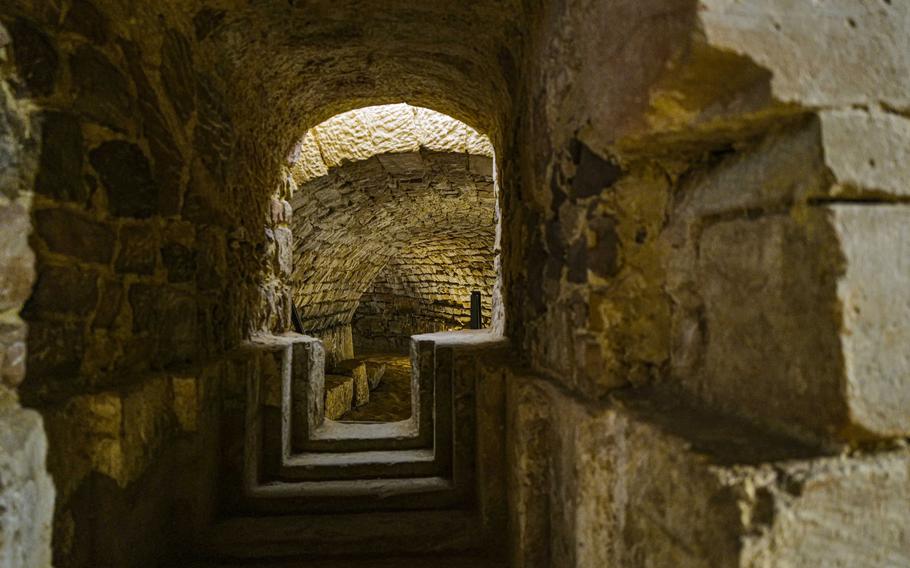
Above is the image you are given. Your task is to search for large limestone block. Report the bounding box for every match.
[0,397,54,568]
[601,392,910,568]
[505,376,910,567]
[324,374,353,420]
[699,0,910,109]
[331,360,369,407]
[691,205,910,442]
[818,109,910,198]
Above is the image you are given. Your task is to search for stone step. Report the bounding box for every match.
[238,476,468,514]
[276,448,440,481]
[193,510,493,561]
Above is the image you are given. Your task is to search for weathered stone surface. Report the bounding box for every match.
[699,0,910,110]
[193,74,232,186]
[272,227,292,279]
[89,141,158,218]
[25,264,98,318]
[331,360,369,407]
[172,375,200,432]
[116,223,157,275]
[34,111,85,202]
[505,372,910,568]
[689,205,910,442]
[8,17,58,96]
[0,203,35,312]
[195,226,227,290]
[157,291,196,367]
[161,242,195,283]
[128,283,160,334]
[69,45,132,131]
[25,321,84,379]
[92,277,122,330]
[160,28,195,123]
[819,109,910,197]
[571,142,621,198]
[34,208,114,264]
[364,360,386,390]
[118,38,185,217]
[0,323,26,388]
[324,374,354,420]
[193,7,226,41]
[0,396,55,568]
[830,205,910,438]
[62,0,109,44]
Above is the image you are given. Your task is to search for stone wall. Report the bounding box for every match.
[495,0,910,563]
[353,254,495,354]
[0,1,292,565]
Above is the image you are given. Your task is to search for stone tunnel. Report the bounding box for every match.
[0,1,909,567]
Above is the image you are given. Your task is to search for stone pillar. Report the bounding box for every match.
[0,22,55,568]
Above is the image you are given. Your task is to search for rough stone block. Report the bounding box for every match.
[35,208,114,264]
[331,360,369,407]
[509,377,910,567]
[7,17,58,97]
[602,392,910,568]
[365,361,386,390]
[818,109,910,197]
[0,203,35,312]
[690,205,910,442]
[324,374,353,420]
[25,264,98,318]
[273,227,293,279]
[699,0,910,110]
[69,45,132,131]
[116,223,158,275]
[34,111,85,203]
[0,323,26,388]
[0,397,54,568]
[377,152,424,176]
[172,375,199,432]
[89,140,158,219]
[161,242,195,283]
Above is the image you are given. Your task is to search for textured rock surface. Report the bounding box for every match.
[0,395,54,568]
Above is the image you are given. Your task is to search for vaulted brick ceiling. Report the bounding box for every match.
[288,105,497,331]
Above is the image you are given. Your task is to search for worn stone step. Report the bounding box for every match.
[194,510,493,561]
[277,448,440,481]
[239,476,468,514]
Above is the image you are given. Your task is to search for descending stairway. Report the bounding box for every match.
[174,330,509,566]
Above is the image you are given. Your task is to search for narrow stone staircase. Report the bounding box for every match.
[172,331,509,566]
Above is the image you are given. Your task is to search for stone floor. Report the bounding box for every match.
[340,354,412,422]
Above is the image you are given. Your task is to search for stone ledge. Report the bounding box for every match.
[507,374,910,567]
[606,390,910,568]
